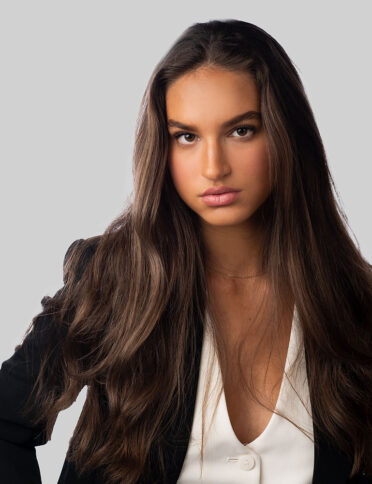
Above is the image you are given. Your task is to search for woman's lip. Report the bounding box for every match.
[201,187,240,196]
[201,191,240,206]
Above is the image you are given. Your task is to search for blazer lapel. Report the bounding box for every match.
[146,313,205,484]
[312,423,352,483]
[304,350,353,484]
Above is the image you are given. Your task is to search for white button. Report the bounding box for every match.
[238,454,255,471]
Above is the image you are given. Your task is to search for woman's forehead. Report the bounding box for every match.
[165,68,260,126]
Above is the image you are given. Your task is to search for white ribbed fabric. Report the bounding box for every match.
[177,305,314,483]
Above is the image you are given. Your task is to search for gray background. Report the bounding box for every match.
[1,1,371,482]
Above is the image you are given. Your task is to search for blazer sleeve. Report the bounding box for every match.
[0,238,94,483]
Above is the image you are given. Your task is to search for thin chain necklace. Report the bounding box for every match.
[206,265,266,279]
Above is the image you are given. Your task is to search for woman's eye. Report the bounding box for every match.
[172,125,257,145]
[173,132,197,144]
[231,125,257,138]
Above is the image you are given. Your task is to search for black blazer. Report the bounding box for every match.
[0,238,370,483]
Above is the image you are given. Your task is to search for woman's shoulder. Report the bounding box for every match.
[63,234,102,285]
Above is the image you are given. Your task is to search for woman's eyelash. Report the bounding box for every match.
[172,125,257,143]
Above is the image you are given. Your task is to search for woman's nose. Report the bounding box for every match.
[201,139,231,180]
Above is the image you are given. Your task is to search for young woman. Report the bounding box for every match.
[0,19,371,484]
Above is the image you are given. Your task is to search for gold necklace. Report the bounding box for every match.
[206,265,266,279]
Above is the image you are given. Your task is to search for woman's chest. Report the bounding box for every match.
[222,355,287,445]
[207,290,294,446]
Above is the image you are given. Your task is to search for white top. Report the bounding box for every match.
[177,305,315,483]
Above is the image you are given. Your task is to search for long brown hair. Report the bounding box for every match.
[20,19,371,482]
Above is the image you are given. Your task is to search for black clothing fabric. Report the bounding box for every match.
[0,237,370,483]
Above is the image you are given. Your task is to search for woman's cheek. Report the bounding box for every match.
[168,154,195,200]
[241,144,270,188]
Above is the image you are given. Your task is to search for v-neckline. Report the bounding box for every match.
[216,305,297,448]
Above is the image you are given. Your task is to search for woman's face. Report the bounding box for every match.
[166,66,271,229]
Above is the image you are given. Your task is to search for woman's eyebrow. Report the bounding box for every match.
[167,110,261,131]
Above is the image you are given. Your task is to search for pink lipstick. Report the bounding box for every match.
[200,186,240,206]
